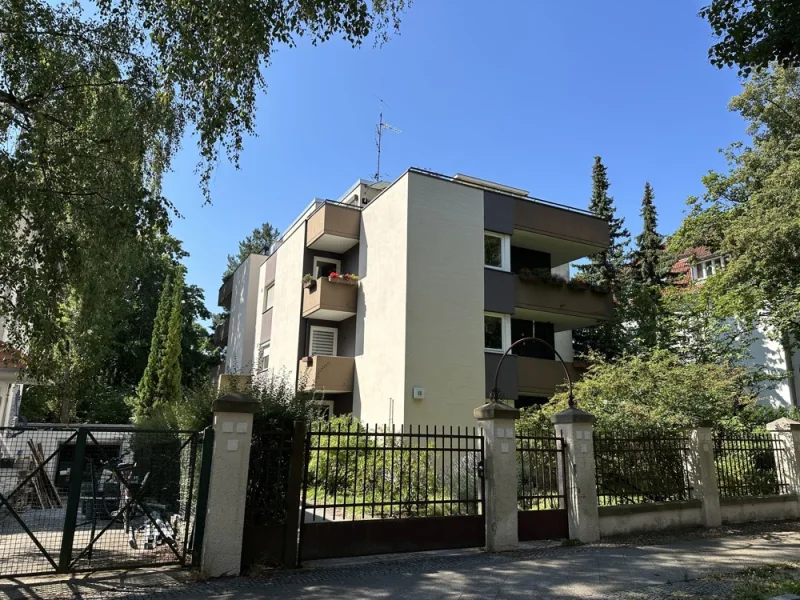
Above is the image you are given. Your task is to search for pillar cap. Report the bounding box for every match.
[550,407,596,425]
[767,417,800,432]
[213,392,260,414]
[474,401,520,420]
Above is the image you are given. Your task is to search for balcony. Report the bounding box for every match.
[213,318,229,347]
[306,202,361,253]
[302,277,357,321]
[298,355,354,394]
[513,199,610,265]
[514,277,612,330]
[218,275,233,309]
[517,356,578,397]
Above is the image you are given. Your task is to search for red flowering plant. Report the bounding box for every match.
[328,272,359,284]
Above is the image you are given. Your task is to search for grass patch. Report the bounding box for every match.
[727,563,800,599]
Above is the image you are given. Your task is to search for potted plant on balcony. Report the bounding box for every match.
[302,273,316,290]
[518,267,566,287]
[328,272,359,285]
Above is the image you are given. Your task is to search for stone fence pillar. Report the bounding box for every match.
[767,418,800,496]
[551,407,600,542]
[684,426,721,527]
[474,401,520,551]
[201,392,259,577]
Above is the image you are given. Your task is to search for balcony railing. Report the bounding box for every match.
[298,355,355,394]
[517,356,577,397]
[218,275,233,309]
[302,277,357,321]
[306,201,361,253]
[213,318,229,347]
[514,277,612,328]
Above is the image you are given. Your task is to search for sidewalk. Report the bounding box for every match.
[4,521,800,599]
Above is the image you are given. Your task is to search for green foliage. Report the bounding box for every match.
[156,270,184,406]
[701,0,800,76]
[134,275,174,420]
[545,350,760,434]
[223,222,280,279]
[669,67,800,351]
[573,156,631,360]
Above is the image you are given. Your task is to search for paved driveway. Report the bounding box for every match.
[3,521,800,599]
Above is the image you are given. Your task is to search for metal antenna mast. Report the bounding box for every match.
[374,98,400,181]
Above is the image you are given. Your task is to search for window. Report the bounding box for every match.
[313,257,341,279]
[693,256,727,281]
[484,232,510,271]
[258,341,270,372]
[484,312,511,352]
[309,326,338,356]
[263,284,274,312]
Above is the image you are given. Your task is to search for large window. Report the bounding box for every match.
[263,284,274,312]
[484,312,511,352]
[484,232,510,271]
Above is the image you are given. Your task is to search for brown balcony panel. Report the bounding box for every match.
[218,275,233,309]
[513,199,610,264]
[302,277,357,321]
[306,203,361,253]
[299,356,354,394]
[517,356,577,397]
[213,319,229,347]
[514,278,612,330]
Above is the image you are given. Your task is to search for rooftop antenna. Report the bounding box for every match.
[373,97,401,182]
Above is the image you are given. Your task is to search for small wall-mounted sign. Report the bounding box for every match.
[412,386,425,400]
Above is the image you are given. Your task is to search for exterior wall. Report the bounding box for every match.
[598,501,703,537]
[746,322,800,408]
[354,175,409,426]
[269,225,307,385]
[403,172,485,427]
[720,495,800,523]
[225,254,266,374]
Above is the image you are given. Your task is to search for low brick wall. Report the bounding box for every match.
[599,500,703,537]
[720,494,800,524]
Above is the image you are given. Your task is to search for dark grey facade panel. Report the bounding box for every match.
[483,191,515,235]
[484,268,516,314]
[485,352,518,401]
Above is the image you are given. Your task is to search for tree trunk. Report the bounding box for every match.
[781,331,798,409]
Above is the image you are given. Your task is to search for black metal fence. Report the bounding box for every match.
[516,435,565,510]
[0,426,210,577]
[594,433,693,506]
[302,424,484,521]
[714,432,789,498]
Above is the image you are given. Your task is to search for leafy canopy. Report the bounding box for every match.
[223,222,280,279]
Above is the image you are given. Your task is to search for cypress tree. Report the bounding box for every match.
[634,182,663,286]
[135,275,173,419]
[157,270,184,406]
[573,156,630,359]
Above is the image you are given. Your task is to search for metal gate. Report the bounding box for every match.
[516,433,569,541]
[298,424,485,561]
[0,425,212,577]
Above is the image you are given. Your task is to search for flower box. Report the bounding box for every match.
[327,273,358,285]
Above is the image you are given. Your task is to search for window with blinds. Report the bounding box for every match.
[309,326,337,356]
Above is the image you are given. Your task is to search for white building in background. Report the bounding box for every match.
[214,168,612,426]
[672,248,800,408]
[0,318,26,427]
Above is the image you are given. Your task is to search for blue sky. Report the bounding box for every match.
[163,1,745,315]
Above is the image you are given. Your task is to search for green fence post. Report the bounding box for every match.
[192,427,214,568]
[58,428,87,573]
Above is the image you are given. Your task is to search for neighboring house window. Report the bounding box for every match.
[263,284,274,312]
[693,256,726,281]
[484,231,510,271]
[313,256,341,278]
[258,341,270,372]
[309,325,338,356]
[484,312,511,353]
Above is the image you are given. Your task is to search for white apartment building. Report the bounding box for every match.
[216,168,612,426]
